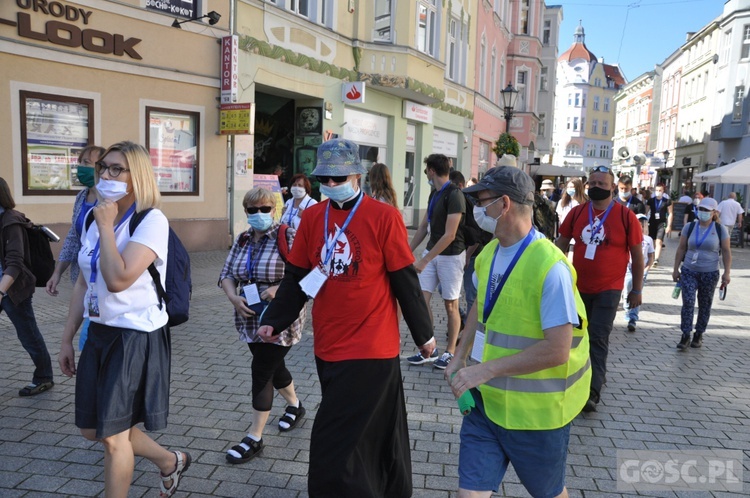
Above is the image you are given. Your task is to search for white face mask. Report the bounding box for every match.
[473,197,503,234]
[96,179,129,202]
[693,198,701,206]
[291,186,306,199]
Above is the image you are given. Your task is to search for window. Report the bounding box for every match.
[490,49,497,102]
[602,120,609,135]
[568,93,572,106]
[374,0,393,42]
[586,143,596,157]
[540,67,548,91]
[598,145,610,158]
[516,70,528,111]
[604,98,610,111]
[417,0,438,56]
[538,113,545,136]
[581,117,585,131]
[592,119,598,134]
[543,20,551,45]
[146,107,200,195]
[566,117,571,130]
[733,86,745,121]
[742,25,750,59]
[573,117,579,131]
[593,95,600,110]
[566,143,580,156]
[479,140,490,171]
[574,93,580,107]
[520,0,530,35]
[594,77,601,87]
[582,93,587,108]
[20,91,95,195]
[290,0,309,18]
[722,29,732,65]
[447,19,457,80]
[479,38,486,95]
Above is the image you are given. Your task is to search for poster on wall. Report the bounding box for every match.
[253,174,284,220]
[24,96,91,191]
[147,108,199,194]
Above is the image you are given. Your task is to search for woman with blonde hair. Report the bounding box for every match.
[369,162,399,208]
[58,141,190,497]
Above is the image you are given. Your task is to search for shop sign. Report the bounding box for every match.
[221,35,239,104]
[145,0,201,19]
[343,108,388,147]
[432,128,458,157]
[219,103,254,135]
[342,82,366,104]
[403,101,433,124]
[2,1,142,59]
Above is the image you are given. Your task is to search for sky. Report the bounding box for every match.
[556,0,724,81]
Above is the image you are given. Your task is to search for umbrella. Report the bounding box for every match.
[528,164,586,177]
[693,158,750,184]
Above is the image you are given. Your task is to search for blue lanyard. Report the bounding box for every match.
[694,221,714,249]
[625,198,631,209]
[482,229,535,323]
[286,206,297,225]
[427,181,451,223]
[75,198,97,236]
[693,205,699,217]
[655,198,663,212]
[244,235,263,281]
[89,204,136,284]
[323,195,363,266]
[588,201,615,242]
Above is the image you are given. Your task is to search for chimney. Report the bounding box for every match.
[598,57,605,64]
[686,32,695,42]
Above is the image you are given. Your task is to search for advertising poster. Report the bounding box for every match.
[148,110,197,193]
[253,174,284,221]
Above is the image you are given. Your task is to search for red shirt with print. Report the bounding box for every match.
[559,200,643,294]
[287,195,415,361]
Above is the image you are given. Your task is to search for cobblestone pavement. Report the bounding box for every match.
[1,235,749,497]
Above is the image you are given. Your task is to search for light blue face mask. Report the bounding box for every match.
[566,188,576,197]
[697,211,712,222]
[321,181,356,202]
[248,212,273,231]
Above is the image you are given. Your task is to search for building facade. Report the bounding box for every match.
[537,5,563,163]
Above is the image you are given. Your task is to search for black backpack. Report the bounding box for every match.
[1,211,57,287]
[532,193,558,240]
[86,208,192,327]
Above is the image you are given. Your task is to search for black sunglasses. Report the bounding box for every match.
[591,166,611,173]
[697,207,713,212]
[245,206,273,214]
[316,175,348,184]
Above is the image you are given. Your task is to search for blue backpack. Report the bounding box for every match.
[86,208,192,327]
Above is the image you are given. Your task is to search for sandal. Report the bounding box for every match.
[159,450,191,497]
[278,403,306,432]
[19,381,54,397]
[226,436,264,464]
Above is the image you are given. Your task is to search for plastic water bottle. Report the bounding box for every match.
[672,280,681,299]
[451,374,476,415]
[719,283,727,301]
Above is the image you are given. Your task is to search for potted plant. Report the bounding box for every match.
[493,133,520,159]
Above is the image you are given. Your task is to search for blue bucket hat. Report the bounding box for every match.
[312,139,368,176]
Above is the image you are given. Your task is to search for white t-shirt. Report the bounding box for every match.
[282,195,317,229]
[628,235,655,272]
[717,198,744,226]
[78,208,169,331]
[556,199,579,226]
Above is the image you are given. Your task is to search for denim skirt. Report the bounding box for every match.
[75,322,171,439]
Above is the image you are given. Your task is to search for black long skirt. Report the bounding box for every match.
[310,356,412,498]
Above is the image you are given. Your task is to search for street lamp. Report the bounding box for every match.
[171,11,221,28]
[663,150,670,166]
[500,82,519,133]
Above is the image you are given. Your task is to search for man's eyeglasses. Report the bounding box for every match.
[96,161,130,178]
[469,195,502,207]
[316,175,348,184]
[245,206,273,214]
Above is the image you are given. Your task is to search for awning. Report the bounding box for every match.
[529,164,587,177]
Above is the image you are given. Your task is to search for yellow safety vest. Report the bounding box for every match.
[475,237,590,430]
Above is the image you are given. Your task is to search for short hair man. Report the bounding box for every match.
[446,166,590,498]
[647,183,673,265]
[408,154,466,370]
[556,166,644,411]
[615,175,646,215]
[717,192,745,248]
[258,139,435,496]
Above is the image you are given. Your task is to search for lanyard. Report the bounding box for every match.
[655,198,663,212]
[483,230,535,323]
[286,204,297,225]
[588,201,615,242]
[323,194,363,266]
[244,235,264,281]
[625,198,631,209]
[694,221,714,249]
[89,204,136,284]
[427,181,451,223]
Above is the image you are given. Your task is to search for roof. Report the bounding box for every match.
[603,64,626,89]
[559,42,597,63]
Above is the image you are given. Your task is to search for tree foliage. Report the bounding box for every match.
[493,133,520,159]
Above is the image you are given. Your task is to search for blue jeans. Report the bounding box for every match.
[1,295,53,384]
[622,270,647,322]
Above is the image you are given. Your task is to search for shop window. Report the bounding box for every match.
[20,90,95,195]
[146,107,200,195]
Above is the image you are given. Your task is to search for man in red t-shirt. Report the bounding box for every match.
[258,139,435,497]
[557,167,644,412]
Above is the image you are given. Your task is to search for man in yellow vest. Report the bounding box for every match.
[445,166,591,498]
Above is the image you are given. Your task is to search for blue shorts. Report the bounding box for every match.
[459,391,571,497]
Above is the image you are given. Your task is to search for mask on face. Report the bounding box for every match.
[693,198,701,205]
[588,186,612,201]
[697,211,712,222]
[566,188,576,197]
[473,198,503,234]
[247,212,273,231]
[321,181,356,202]
[96,179,129,202]
[290,186,307,199]
[77,165,95,188]
[619,191,632,201]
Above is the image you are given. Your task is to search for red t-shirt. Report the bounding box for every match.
[559,201,643,294]
[287,195,415,361]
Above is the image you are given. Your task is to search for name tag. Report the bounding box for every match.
[242,283,261,306]
[299,266,329,298]
[471,328,485,362]
[655,213,661,220]
[87,284,100,318]
[585,243,597,260]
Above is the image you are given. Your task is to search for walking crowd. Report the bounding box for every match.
[0,137,743,498]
